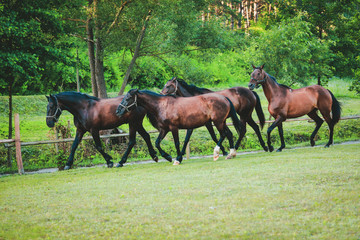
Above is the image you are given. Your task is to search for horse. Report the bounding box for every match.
[248,64,341,152]
[116,89,244,165]
[160,77,268,155]
[46,92,158,169]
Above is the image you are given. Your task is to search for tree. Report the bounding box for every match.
[245,13,333,86]
[0,0,69,165]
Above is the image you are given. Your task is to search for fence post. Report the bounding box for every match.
[14,113,24,175]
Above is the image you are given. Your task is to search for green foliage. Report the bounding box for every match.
[244,13,333,86]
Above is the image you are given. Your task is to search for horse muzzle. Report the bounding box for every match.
[248,83,256,90]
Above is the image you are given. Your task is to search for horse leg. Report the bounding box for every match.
[247,117,268,151]
[155,129,172,162]
[224,126,237,160]
[91,130,113,168]
[277,122,285,152]
[205,122,228,156]
[116,126,137,168]
[171,129,183,165]
[64,129,85,170]
[137,125,158,162]
[267,116,284,152]
[180,129,193,156]
[234,119,247,150]
[307,110,324,147]
[320,111,334,148]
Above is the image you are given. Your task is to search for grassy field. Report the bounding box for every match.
[1,143,359,239]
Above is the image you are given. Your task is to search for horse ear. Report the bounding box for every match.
[260,64,265,70]
[171,77,177,81]
[252,64,256,69]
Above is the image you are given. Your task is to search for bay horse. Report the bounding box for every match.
[248,64,341,152]
[116,89,244,165]
[46,92,158,169]
[160,77,268,154]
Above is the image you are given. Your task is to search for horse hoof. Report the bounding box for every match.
[153,156,159,162]
[324,145,330,148]
[116,163,123,168]
[64,165,71,170]
[222,151,229,156]
[310,140,315,147]
[268,146,274,152]
[165,155,172,162]
[107,162,114,168]
[173,160,180,166]
[276,148,282,152]
[263,146,269,152]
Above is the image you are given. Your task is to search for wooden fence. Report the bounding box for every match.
[2,114,360,175]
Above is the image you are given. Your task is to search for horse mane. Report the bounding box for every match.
[139,89,177,98]
[56,91,100,101]
[267,73,292,90]
[176,78,212,94]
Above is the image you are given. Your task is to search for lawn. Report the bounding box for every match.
[1,143,359,239]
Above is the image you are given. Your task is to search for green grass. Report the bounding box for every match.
[1,143,359,239]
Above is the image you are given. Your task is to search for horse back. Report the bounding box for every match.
[90,97,145,130]
[216,87,256,114]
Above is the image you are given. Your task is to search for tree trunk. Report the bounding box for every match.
[95,38,108,98]
[87,1,98,97]
[7,79,13,167]
[94,0,107,98]
[118,10,151,96]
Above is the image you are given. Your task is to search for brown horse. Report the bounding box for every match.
[116,89,244,165]
[46,92,158,169]
[248,64,341,152]
[161,77,268,154]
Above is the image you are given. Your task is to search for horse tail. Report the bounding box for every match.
[252,91,265,130]
[328,90,342,125]
[226,97,244,136]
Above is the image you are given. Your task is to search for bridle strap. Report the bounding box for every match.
[46,107,62,122]
[118,94,137,112]
[251,75,266,84]
[46,96,62,122]
[161,79,178,95]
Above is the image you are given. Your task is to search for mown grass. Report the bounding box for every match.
[1,143,359,239]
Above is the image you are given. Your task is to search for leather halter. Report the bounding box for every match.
[46,96,62,122]
[161,79,178,95]
[118,94,137,112]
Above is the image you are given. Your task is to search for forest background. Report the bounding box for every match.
[0,0,360,172]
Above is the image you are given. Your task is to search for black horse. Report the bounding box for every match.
[46,92,158,169]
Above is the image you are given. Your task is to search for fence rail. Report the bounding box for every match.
[2,114,360,174]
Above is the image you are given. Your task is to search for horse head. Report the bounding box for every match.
[248,64,266,90]
[46,94,62,128]
[160,77,178,95]
[116,89,138,117]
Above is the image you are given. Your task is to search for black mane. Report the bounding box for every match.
[267,74,292,90]
[55,91,100,101]
[176,79,212,94]
[138,89,177,98]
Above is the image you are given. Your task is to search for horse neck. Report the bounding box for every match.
[56,94,88,117]
[177,83,212,97]
[137,92,163,115]
[262,74,281,103]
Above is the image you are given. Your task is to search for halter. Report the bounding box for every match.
[161,79,178,95]
[118,94,137,112]
[46,107,62,122]
[46,96,62,122]
[251,75,266,85]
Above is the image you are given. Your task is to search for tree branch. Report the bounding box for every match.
[106,0,132,34]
